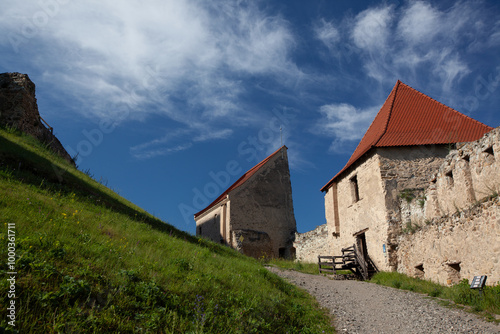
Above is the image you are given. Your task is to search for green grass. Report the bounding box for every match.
[266,258,353,276]
[370,271,500,323]
[265,259,320,275]
[0,128,335,333]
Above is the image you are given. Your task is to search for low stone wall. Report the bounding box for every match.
[294,224,329,263]
[232,229,273,259]
[397,197,499,286]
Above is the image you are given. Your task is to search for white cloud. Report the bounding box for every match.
[332,1,489,93]
[314,19,340,50]
[315,103,377,152]
[312,2,500,154]
[433,53,471,92]
[398,1,441,44]
[351,6,393,53]
[129,125,233,159]
[487,20,500,47]
[131,143,193,160]
[193,129,233,142]
[0,0,300,158]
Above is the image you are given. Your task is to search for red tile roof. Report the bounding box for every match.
[320,80,493,192]
[194,146,287,218]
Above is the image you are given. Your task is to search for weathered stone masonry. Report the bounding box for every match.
[397,127,500,285]
[195,146,297,259]
[397,197,499,286]
[0,72,73,163]
[293,224,330,263]
[300,80,496,286]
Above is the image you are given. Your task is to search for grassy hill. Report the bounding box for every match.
[0,127,334,333]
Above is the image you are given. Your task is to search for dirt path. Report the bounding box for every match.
[266,267,499,334]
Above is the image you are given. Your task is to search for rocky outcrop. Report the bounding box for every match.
[0,72,74,164]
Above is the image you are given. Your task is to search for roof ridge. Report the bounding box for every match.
[346,81,401,158]
[373,80,400,147]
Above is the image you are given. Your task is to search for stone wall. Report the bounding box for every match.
[232,229,273,259]
[377,145,450,269]
[0,72,73,164]
[426,127,500,218]
[397,197,499,285]
[324,152,391,270]
[396,127,500,285]
[196,147,297,259]
[322,142,485,274]
[196,204,224,244]
[230,148,296,258]
[293,224,329,263]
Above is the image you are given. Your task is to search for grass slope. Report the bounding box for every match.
[370,272,500,323]
[0,128,334,333]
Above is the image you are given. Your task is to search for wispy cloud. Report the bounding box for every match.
[0,0,300,158]
[314,19,340,51]
[315,104,377,153]
[131,143,194,160]
[351,5,393,54]
[129,126,233,159]
[314,1,500,150]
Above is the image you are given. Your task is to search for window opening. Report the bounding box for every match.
[414,264,424,279]
[446,262,461,285]
[350,175,360,203]
[484,146,494,156]
[445,170,454,186]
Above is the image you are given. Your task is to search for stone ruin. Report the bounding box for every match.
[0,72,73,164]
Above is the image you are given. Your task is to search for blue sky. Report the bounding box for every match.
[1,0,499,234]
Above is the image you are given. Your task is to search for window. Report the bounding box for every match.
[445,170,454,186]
[484,146,494,156]
[350,175,360,203]
[414,264,424,279]
[446,262,461,285]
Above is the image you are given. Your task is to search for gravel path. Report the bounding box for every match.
[266,267,499,334]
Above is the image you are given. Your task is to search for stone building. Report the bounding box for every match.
[0,72,73,164]
[194,146,297,259]
[319,80,493,274]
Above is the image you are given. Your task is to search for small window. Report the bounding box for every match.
[484,146,494,156]
[414,264,424,279]
[446,262,461,285]
[445,171,454,186]
[350,175,360,203]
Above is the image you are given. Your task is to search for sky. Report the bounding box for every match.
[1,0,499,234]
